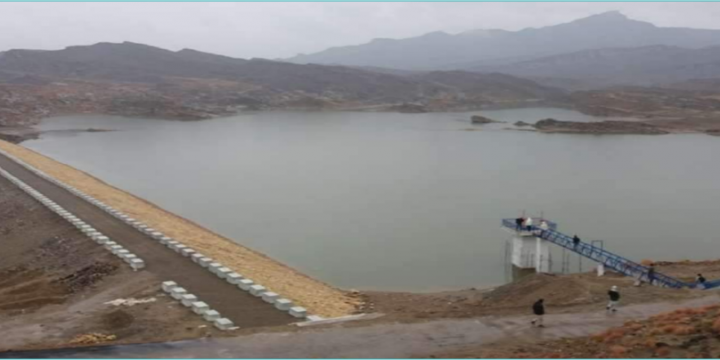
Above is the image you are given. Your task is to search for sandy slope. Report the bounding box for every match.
[0,139,359,317]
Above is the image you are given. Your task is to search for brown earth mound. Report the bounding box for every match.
[455,303,720,358]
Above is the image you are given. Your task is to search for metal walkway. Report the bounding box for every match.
[502,219,717,290]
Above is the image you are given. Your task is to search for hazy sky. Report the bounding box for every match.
[2,2,720,59]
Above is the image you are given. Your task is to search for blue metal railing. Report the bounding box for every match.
[501,218,710,289]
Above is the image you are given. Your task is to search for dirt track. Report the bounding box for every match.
[0,152,293,328]
[4,295,718,358]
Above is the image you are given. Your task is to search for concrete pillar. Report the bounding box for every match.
[511,232,549,274]
[535,237,550,273]
[597,264,605,277]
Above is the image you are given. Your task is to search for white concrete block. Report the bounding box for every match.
[166,240,180,248]
[161,281,178,293]
[103,241,117,249]
[289,306,308,318]
[238,279,254,291]
[123,254,138,264]
[261,292,279,304]
[130,259,145,270]
[144,228,155,235]
[226,273,243,285]
[116,249,130,258]
[181,294,198,307]
[203,310,220,322]
[214,318,235,331]
[181,248,196,257]
[306,315,324,322]
[87,231,101,238]
[274,298,293,311]
[216,267,232,279]
[249,285,267,297]
[109,245,124,255]
[159,236,172,245]
[208,263,223,274]
[191,301,210,315]
[198,257,213,267]
[170,287,187,300]
[150,231,163,239]
[174,244,188,253]
[95,236,110,244]
[191,253,204,263]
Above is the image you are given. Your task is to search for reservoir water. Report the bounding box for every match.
[23,108,720,291]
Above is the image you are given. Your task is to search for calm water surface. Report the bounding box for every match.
[24,109,720,291]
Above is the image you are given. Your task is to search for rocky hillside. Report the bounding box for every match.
[0,42,567,127]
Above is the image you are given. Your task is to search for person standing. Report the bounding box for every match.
[525,217,533,232]
[647,264,656,286]
[607,286,620,312]
[515,217,524,230]
[538,220,549,236]
[572,235,581,249]
[697,273,707,289]
[531,298,545,327]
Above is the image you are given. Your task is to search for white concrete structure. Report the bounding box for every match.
[226,273,243,285]
[130,259,145,270]
[261,292,279,304]
[510,232,550,273]
[249,285,267,296]
[170,287,188,300]
[162,281,178,293]
[274,299,293,311]
[289,306,307,318]
[191,301,210,315]
[203,310,220,322]
[238,279,254,291]
[214,318,235,331]
[181,294,199,307]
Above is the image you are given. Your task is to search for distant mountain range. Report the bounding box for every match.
[474,45,720,90]
[285,11,720,89]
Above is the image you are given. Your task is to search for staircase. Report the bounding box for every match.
[501,219,711,289]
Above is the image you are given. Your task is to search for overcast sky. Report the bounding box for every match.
[2,2,720,59]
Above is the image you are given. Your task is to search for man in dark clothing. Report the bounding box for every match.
[607,286,620,312]
[515,217,524,231]
[697,273,707,289]
[647,265,656,286]
[572,235,581,249]
[531,298,545,327]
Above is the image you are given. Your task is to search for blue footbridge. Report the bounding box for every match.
[502,219,720,290]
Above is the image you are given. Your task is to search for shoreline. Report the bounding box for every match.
[0,139,359,318]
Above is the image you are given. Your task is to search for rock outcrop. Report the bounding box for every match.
[471,115,502,124]
[534,118,669,135]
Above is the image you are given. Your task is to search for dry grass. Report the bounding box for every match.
[0,140,359,317]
